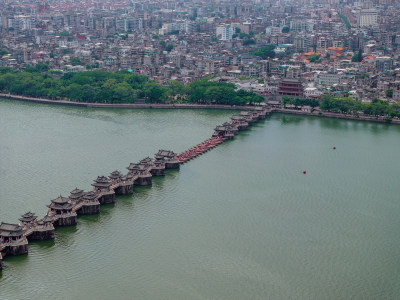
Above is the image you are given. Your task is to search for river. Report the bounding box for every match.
[0,99,399,300]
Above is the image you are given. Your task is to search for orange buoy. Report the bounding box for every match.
[303,171,307,174]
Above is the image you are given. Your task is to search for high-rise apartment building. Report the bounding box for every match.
[357,9,378,27]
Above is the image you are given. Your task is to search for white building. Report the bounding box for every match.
[265,26,283,35]
[314,71,342,86]
[216,25,235,40]
[357,9,378,27]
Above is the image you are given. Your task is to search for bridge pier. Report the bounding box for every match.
[77,203,100,215]
[134,174,152,186]
[4,242,28,256]
[28,229,55,241]
[150,166,165,176]
[53,214,77,227]
[165,160,180,169]
[114,182,134,195]
[97,191,115,205]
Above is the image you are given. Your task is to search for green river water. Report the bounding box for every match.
[0,99,399,300]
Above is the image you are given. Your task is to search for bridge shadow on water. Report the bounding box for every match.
[54,225,78,247]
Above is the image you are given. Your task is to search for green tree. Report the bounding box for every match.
[252,45,276,59]
[282,27,290,33]
[143,81,167,103]
[308,54,321,63]
[167,80,185,97]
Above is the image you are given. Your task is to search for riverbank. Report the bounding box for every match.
[1,93,399,125]
[0,93,251,110]
[274,108,400,125]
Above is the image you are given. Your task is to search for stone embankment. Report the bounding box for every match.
[1,93,399,125]
[0,93,253,110]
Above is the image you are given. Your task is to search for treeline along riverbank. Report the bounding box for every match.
[1,66,399,122]
[0,67,264,105]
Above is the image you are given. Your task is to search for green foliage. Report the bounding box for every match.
[339,14,351,29]
[352,49,363,62]
[0,69,263,106]
[0,49,9,56]
[308,54,321,63]
[239,32,250,39]
[243,39,256,46]
[143,81,167,103]
[386,89,393,98]
[283,97,319,108]
[252,45,276,59]
[167,80,184,96]
[70,57,84,66]
[282,26,290,33]
[59,31,70,37]
[165,44,174,52]
[25,63,50,73]
[320,95,399,117]
[185,78,263,105]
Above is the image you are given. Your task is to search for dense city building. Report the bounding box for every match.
[0,0,399,104]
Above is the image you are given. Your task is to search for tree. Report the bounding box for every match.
[386,89,393,98]
[282,27,290,33]
[352,49,363,62]
[70,57,84,66]
[252,45,276,59]
[167,80,184,97]
[111,82,135,103]
[143,81,167,103]
[243,39,256,46]
[308,54,321,63]
[165,44,174,52]
[59,31,70,37]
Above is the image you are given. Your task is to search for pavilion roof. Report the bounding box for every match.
[0,222,25,236]
[109,170,122,179]
[140,157,153,164]
[127,163,138,170]
[83,191,97,200]
[19,211,38,222]
[69,188,84,199]
[156,150,176,158]
[92,176,111,187]
[50,195,70,205]
[41,215,53,223]
[47,202,73,210]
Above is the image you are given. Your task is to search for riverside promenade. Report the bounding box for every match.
[0,93,251,110]
[0,105,271,271]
